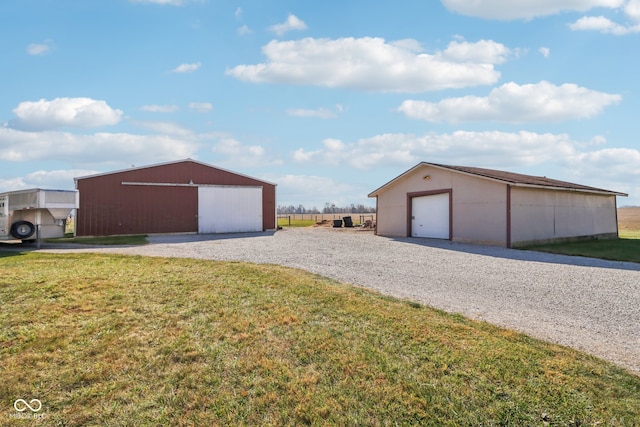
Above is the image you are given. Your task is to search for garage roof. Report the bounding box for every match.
[74,158,276,186]
[369,162,628,197]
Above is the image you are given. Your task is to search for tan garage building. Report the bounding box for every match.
[368,162,627,247]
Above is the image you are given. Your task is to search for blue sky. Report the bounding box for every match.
[2,0,639,208]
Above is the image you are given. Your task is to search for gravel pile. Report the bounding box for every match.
[38,227,640,375]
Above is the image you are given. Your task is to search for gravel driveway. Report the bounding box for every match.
[24,227,640,375]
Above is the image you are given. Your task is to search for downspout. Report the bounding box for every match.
[506,184,512,248]
[374,196,379,236]
[614,196,620,238]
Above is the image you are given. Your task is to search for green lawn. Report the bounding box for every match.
[620,229,640,239]
[523,231,640,264]
[1,253,638,426]
[277,218,317,227]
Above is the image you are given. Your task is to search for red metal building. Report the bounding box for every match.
[74,159,276,236]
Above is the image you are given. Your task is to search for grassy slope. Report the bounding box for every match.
[1,253,638,426]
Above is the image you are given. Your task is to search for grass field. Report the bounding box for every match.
[277,218,317,227]
[1,253,639,425]
[278,213,376,228]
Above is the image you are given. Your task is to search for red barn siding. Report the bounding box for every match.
[75,160,276,236]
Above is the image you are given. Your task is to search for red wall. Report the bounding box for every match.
[76,160,276,236]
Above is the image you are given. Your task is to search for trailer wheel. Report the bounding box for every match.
[10,221,36,240]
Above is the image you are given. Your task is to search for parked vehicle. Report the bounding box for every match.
[0,188,79,242]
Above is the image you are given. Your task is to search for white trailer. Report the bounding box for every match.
[0,188,79,242]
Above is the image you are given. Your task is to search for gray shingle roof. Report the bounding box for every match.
[369,162,628,197]
[429,163,620,193]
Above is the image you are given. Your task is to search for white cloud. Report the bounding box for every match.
[398,81,621,123]
[448,0,640,34]
[189,102,213,112]
[141,104,179,113]
[11,98,123,130]
[28,169,97,190]
[0,176,28,192]
[569,15,640,34]
[237,25,252,36]
[129,0,187,5]
[0,169,93,193]
[287,106,339,119]
[133,120,195,137]
[569,0,640,34]
[211,137,282,168]
[441,0,624,20]
[626,0,640,20]
[441,39,511,64]
[539,47,551,58]
[171,62,201,73]
[269,14,307,36]
[565,147,640,198]
[291,130,639,200]
[227,37,509,93]
[570,148,640,179]
[0,127,198,164]
[235,7,251,35]
[293,131,580,170]
[264,174,363,207]
[27,40,54,56]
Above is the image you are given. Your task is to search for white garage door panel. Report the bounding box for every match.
[411,193,450,239]
[198,187,262,233]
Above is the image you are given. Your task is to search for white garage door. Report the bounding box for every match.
[411,193,450,239]
[198,186,263,233]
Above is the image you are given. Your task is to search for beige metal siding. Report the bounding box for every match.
[373,162,623,247]
[375,164,508,245]
[376,166,432,237]
[510,188,618,246]
[450,172,507,246]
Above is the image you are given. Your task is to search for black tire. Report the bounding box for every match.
[10,221,35,240]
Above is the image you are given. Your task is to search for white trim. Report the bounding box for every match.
[121,182,195,187]
[121,182,263,189]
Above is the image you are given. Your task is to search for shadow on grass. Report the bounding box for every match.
[390,236,640,272]
[0,241,37,258]
[522,238,640,264]
[145,230,277,244]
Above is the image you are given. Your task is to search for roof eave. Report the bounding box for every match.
[510,182,628,197]
[368,162,429,197]
[368,162,627,198]
[73,158,277,187]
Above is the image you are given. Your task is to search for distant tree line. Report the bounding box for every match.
[277,203,376,214]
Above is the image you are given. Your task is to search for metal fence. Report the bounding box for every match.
[277,213,376,226]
